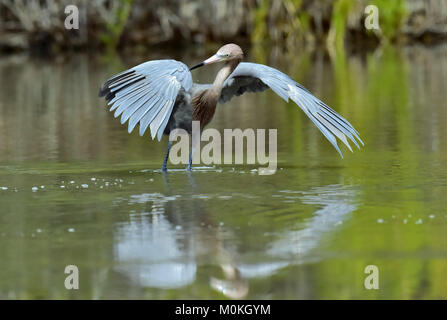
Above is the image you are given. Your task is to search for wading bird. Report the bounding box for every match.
[99,44,363,171]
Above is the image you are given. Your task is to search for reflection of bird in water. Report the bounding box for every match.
[113,172,249,298]
[113,180,358,298]
[235,184,359,278]
[114,209,197,289]
[164,172,250,299]
[209,265,248,299]
[99,44,363,171]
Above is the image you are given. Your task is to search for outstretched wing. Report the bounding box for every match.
[99,59,193,141]
[220,62,364,157]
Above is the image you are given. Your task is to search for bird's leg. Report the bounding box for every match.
[161,141,173,172]
[187,129,200,171]
[186,146,194,171]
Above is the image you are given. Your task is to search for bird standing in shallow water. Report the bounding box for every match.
[99,44,363,171]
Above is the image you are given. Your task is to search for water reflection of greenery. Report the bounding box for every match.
[1,44,447,298]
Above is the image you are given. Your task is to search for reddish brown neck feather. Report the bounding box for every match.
[192,59,241,129]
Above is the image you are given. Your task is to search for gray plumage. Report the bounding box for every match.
[99,59,192,141]
[99,58,363,158]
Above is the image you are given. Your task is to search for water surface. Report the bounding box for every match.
[0,45,447,299]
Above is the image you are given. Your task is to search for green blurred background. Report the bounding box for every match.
[0,0,445,53]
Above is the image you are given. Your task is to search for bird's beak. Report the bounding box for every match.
[189,54,221,71]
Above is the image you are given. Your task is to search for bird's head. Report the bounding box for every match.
[190,44,244,71]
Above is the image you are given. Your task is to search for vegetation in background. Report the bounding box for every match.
[328,0,355,49]
[100,0,133,50]
[371,0,408,42]
[252,0,270,44]
[0,0,440,53]
[251,0,309,47]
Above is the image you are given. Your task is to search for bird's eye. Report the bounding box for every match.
[225,54,230,57]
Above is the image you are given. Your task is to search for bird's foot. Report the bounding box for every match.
[186,164,191,172]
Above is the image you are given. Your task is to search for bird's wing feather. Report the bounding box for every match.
[220,62,364,157]
[99,59,192,141]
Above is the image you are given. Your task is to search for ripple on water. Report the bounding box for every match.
[128,193,181,205]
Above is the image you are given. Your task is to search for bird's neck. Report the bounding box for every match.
[211,59,240,96]
[192,59,240,129]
